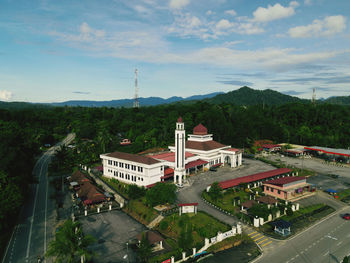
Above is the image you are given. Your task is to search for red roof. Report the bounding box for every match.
[218,168,292,190]
[262,144,281,149]
[225,148,240,152]
[178,203,198,207]
[185,159,208,169]
[146,181,164,189]
[177,116,183,123]
[264,176,306,187]
[304,146,350,157]
[164,168,174,176]
[186,140,227,151]
[193,123,208,135]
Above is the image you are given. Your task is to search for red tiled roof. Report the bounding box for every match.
[193,123,208,135]
[136,231,165,244]
[257,196,278,204]
[105,151,160,165]
[241,200,256,208]
[178,203,198,207]
[177,116,183,123]
[264,176,306,187]
[164,168,174,176]
[218,168,292,190]
[186,140,227,151]
[185,159,208,169]
[225,148,240,152]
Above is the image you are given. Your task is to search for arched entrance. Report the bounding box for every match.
[224,155,231,166]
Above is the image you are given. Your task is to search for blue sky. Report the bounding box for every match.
[0,0,349,102]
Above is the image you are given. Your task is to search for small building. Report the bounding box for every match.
[241,200,256,211]
[272,220,291,236]
[178,203,198,215]
[136,231,165,252]
[120,138,132,145]
[263,176,311,200]
[256,196,278,207]
[261,144,281,152]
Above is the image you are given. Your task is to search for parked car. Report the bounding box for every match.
[209,167,217,172]
[342,213,350,220]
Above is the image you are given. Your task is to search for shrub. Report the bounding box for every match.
[159,221,169,231]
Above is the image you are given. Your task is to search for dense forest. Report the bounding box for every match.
[1,101,350,257]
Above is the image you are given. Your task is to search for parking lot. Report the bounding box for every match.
[80,210,146,263]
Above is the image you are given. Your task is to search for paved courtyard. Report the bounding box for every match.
[80,210,146,263]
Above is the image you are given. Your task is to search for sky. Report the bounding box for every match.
[0,0,349,103]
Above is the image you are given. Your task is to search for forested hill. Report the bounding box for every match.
[207,86,309,105]
[49,92,223,107]
[324,95,350,105]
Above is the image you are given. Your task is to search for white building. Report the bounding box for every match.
[100,118,242,187]
[100,151,164,187]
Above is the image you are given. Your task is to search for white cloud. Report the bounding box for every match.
[169,0,190,10]
[216,19,234,30]
[206,10,214,16]
[253,1,299,23]
[304,0,312,5]
[289,15,347,38]
[225,9,237,16]
[167,13,208,38]
[0,90,12,101]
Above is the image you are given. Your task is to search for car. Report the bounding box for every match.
[342,213,350,220]
[209,167,217,172]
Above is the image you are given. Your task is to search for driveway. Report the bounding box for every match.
[177,159,276,226]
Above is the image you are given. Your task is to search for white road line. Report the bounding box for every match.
[26,154,48,259]
[44,165,48,255]
[1,224,17,263]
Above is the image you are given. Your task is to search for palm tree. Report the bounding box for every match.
[46,219,95,263]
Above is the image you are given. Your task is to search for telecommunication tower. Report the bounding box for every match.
[133,69,139,108]
[312,87,316,105]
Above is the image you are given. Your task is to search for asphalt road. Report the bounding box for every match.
[2,134,75,263]
[255,206,350,263]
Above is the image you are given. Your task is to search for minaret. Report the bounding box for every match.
[174,117,186,185]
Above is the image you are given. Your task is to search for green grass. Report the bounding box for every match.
[260,204,335,239]
[338,188,350,201]
[123,197,158,225]
[157,212,230,246]
[202,189,251,215]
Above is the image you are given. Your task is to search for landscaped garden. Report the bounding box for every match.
[260,203,335,239]
[337,188,350,203]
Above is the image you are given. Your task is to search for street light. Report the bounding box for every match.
[326,235,337,263]
[124,242,129,263]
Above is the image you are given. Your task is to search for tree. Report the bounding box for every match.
[138,232,152,263]
[145,183,177,207]
[208,182,222,201]
[342,256,349,263]
[128,184,146,199]
[46,219,95,263]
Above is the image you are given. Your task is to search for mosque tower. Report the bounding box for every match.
[174,117,186,185]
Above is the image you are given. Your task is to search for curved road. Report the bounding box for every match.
[2,134,75,263]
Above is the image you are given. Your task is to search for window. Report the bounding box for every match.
[141,178,143,181]
[161,166,163,171]
[266,186,269,191]
[278,190,281,194]
[119,162,124,168]
[108,160,112,165]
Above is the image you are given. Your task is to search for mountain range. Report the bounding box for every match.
[1,87,349,109]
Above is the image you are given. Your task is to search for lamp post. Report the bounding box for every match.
[326,235,337,263]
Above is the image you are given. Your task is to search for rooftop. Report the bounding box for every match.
[264,176,306,187]
[193,123,208,135]
[105,151,160,165]
[218,168,292,190]
[304,146,350,157]
[150,151,196,162]
[186,140,227,151]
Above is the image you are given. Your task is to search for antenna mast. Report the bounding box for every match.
[312,87,316,105]
[133,68,139,108]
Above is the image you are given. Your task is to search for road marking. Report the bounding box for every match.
[257,238,268,244]
[26,153,49,260]
[1,224,18,263]
[251,233,261,238]
[44,165,48,255]
[255,235,265,241]
[261,241,272,247]
[248,231,257,236]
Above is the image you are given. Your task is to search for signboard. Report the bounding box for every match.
[181,205,195,214]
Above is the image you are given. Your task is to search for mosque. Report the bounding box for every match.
[100,118,242,187]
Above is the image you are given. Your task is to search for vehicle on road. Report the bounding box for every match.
[342,213,350,220]
[209,167,217,172]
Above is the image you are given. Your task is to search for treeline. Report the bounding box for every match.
[1,101,350,256]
